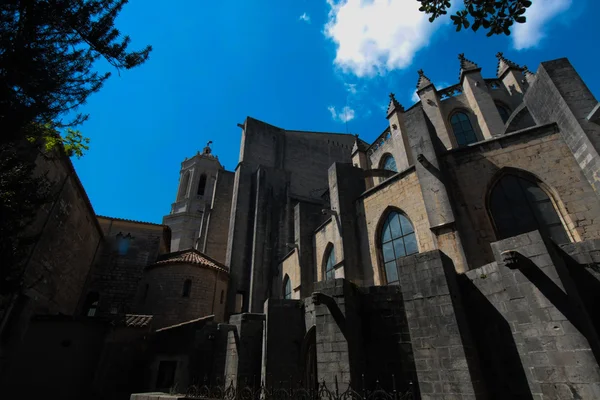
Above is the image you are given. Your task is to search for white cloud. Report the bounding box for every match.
[324,0,444,77]
[344,83,358,94]
[299,12,311,23]
[512,0,572,50]
[328,105,355,123]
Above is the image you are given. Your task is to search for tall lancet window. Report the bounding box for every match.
[450,112,478,147]
[324,246,336,281]
[380,211,418,285]
[283,275,292,299]
[178,171,191,200]
[489,173,569,244]
[197,174,207,196]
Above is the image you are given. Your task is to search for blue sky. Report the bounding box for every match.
[72,0,598,224]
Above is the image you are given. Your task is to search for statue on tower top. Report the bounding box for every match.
[203,141,213,155]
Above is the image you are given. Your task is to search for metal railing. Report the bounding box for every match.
[184,375,415,400]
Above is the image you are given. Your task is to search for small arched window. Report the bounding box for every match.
[197,174,207,196]
[380,211,418,285]
[450,112,478,147]
[83,292,100,317]
[489,173,569,244]
[496,104,510,124]
[283,275,292,299]
[116,232,132,255]
[182,279,192,298]
[381,155,398,173]
[178,171,191,200]
[324,246,336,281]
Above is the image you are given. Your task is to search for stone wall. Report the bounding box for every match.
[314,218,344,281]
[444,125,600,269]
[464,231,600,399]
[360,286,418,394]
[261,299,306,386]
[22,153,104,317]
[0,317,110,399]
[223,313,265,388]
[137,263,228,328]
[525,58,600,196]
[203,170,234,264]
[86,217,170,316]
[395,250,486,399]
[279,250,301,299]
[357,167,432,286]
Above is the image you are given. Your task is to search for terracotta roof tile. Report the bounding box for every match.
[96,215,168,228]
[123,314,153,328]
[148,248,229,273]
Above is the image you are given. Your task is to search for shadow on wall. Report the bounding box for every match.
[557,246,600,355]
[458,274,533,400]
[360,287,419,397]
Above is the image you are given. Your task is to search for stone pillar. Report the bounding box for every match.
[351,139,373,189]
[328,163,366,284]
[460,54,505,139]
[465,230,600,399]
[403,105,469,272]
[295,202,324,298]
[261,299,306,387]
[386,94,415,169]
[310,279,364,391]
[225,162,255,315]
[212,324,236,383]
[397,250,487,399]
[416,71,454,150]
[496,52,527,99]
[248,167,288,313]
[223,313,265,388]
[524,58,600,196]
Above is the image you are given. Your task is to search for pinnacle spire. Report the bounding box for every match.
[386,93,404,117]
[496,52,523,77]
[458,53,481,81]
[416,69,433,92]
[522,65,536,84]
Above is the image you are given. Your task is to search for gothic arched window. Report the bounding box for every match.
[496,104,510,124]
[324,246,336,281]
[197,174,207,196]
[182,279,192,298]
[381,155,398,173]
[489,173,569,243]
[450,112,478,147]
[178,171,191,200]
[380,211,418,285]
[283,275,292,299]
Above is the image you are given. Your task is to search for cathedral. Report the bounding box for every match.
[2,53,600,400]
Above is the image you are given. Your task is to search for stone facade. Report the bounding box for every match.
[6,53,600,400]
[204,54,600,400]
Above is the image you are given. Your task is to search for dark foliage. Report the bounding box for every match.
[0,0,151,294]
[417,0,533,36]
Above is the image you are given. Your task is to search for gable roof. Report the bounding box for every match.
[147,248,229,273]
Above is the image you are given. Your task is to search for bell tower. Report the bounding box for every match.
[163,141,223,252]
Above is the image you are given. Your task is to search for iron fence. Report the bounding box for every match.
[184,375,415,400]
